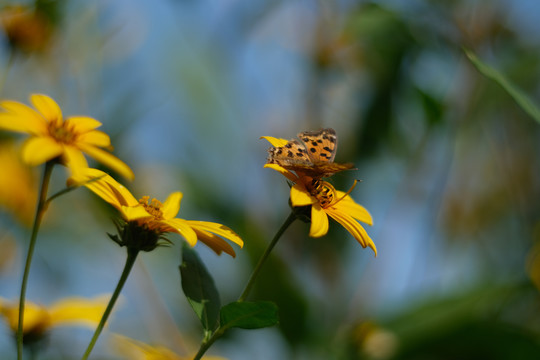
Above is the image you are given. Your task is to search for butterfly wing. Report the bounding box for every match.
[297,128,338,163]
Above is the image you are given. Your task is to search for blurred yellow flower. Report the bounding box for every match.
[69,168,243,256]
[0,140,37,225]
[0,94,134,180]
[262,136,376,255]
[0,295,109,345]
[0,5,53,54]
[112,335,227,360]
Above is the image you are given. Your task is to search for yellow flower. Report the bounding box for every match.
[0,140,38,225]
[112,335,227,360]
[0,295,109,345]
[69,168,243,256]
[0,94,134,180]
[262,136,376,255]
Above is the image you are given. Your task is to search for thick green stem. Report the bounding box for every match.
[192,211,297,360]
[81,248,139,360]
[17,162,54,360]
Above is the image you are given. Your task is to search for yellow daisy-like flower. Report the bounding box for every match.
[0,295,109,345]
[0,94,134,180]
[69,168,243,256]
[112,335,227,360]
[262,136,376,255]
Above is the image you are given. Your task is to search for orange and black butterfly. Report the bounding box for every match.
[266,128,354,178]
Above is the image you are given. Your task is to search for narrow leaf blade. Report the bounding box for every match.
[220,301,279,330]
[464,48,540,124]
[179,244,221,331]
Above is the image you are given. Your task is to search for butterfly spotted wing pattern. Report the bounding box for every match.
[267,128,354,178]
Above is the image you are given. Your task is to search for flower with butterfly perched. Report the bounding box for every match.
[262,129,376,255]
[0,94,134,180]
[68,168,243,256]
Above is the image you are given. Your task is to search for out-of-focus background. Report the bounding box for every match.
[1,0,540,359]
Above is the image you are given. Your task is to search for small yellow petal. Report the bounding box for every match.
[162,192,183,219]
[21,136,63,165]
[0,100,47,134]
[193,227,237,257]
[77,130,111,147]
[260,136,290,147]
[186,220,244,248]
[326,208,377,256]
[30,94,62,125]
[78,144,134,180]
[263,163,298,182]
[332,193,373,225]
[310,204,329,237]
[290,183,316,207]
[164,218,198,246]
[121,205,152,222]
[63,145,90,175]
[48,295,109,328]
[65,116,102,133]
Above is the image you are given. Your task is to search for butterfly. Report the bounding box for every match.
[266,128,354,179]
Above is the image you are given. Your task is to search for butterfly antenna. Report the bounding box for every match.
[332,179,359,206]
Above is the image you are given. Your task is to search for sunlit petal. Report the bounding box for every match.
[77,130,111,147]
[260,136,290,147]
[332,193,373,225]
[263,163,298,182]
[78,144,134,180]
[0,100,47,134]
[185,220,244,247]
[65,116,102,133]
[193,227,236,257]
[63,145,89,175]
[30,94,62,125]
[162,192,183,219]
[163,218,198,246]
[21,136,63,165]
[121,205,152,221]
[48,295,109,328]
[309,204,329,237]
[326,208,377,256]
[290,183,316,206]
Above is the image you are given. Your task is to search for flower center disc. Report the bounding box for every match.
[139,196,164,219]
[48,121,76,144]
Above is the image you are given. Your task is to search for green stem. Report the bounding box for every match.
[17,161,54,360]
[81,248,139,360]
[192,211,297,360]
[238,211,296,302]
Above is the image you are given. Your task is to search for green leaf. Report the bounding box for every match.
[464,48,540,124]
[220,301,279,330]
[179,244,221,331]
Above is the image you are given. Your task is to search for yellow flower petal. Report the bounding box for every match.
[21,136,63,165]
[332,193,373,225]
[69,168,138,208]
[78,143,134,180]
[0,298,51,333]
[326,208,377,256]
[48,295,109,328]
[290,183,316,207]
[310,204,329,237]
[163,218,198,246]
[185,220,244,248]
[63,145,90,175]
[0,100,47,134]
[30,94,62,126]
[192,227,236,257]
[162,192,183,219]
[77,130,111,148]
[65,116,102,133]
[263,163,298,182]
[121,205,152,222]
[260,136,289,147]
